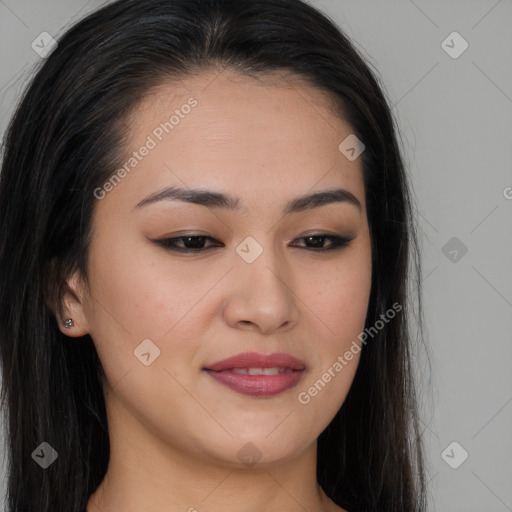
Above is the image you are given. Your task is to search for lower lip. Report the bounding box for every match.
[203,369,305,397]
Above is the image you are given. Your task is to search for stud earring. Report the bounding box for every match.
[63,318,74,329]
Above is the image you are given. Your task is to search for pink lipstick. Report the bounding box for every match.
[203,352,306,397]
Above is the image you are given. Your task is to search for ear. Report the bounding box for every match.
[56,271,91,337]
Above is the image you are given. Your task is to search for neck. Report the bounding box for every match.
[87,405,339,512]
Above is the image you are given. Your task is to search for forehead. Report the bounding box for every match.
[101,68,366,217]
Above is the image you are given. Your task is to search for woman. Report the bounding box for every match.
[0,1,428,511]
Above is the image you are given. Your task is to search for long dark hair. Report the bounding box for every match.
[0,1,429,511]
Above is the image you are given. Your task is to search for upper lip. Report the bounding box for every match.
[204,352,306,371]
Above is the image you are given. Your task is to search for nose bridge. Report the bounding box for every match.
[235,235,286,292]
[227,233,298,332]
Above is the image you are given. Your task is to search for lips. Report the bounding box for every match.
[203,352,306,397]
[204,352,306,371]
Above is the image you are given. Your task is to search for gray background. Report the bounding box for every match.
[1,1,511,511]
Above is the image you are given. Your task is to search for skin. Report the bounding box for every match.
[57,68,372,512]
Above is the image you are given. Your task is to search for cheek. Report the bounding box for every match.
[83,236,224,388]
[295,246,371,419]
[83,247,217,436]
[307,247,372,346]
[313,277,370,335]
[86,228,226,333]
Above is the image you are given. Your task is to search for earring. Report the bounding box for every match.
[63,318,74,329]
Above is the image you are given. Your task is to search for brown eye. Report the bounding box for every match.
[155,235,222,252]
[291,234,354,251]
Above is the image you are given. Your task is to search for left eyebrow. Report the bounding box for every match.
[133,186,363,214]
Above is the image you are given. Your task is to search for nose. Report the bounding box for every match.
[222,243,299,335]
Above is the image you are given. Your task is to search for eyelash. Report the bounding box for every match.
[155,233,354,253]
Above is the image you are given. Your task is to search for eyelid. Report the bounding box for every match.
[151,232,355,253]
[152,234,221,251]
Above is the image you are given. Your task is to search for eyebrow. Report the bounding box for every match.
[133,186,362,215]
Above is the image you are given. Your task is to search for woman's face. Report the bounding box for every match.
[65,69,372,468]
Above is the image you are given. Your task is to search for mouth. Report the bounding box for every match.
[203,352,306,397]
